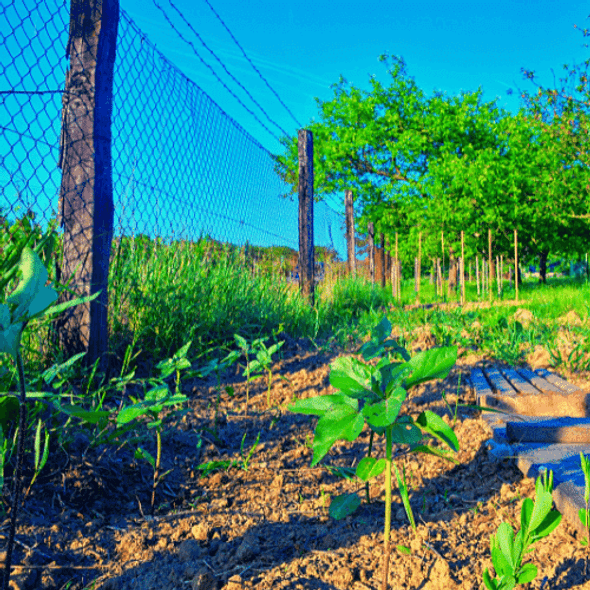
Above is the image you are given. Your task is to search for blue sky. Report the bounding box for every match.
[1,0,589,261]
[123,0,589,150]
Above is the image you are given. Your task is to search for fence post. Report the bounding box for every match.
[379,233,387,289]
[368,221,375,285]
[345,190,356,277]
[298,129,314,306]
[57,0,119,371]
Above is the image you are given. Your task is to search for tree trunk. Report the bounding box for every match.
[539,251,549,284]
[448,251,457,292]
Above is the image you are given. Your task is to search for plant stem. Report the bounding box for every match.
[151,429,161,516]
[3,351,27,590]
[366,430,374,504]
[381,425,393,590]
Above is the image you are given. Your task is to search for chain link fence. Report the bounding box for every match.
[0,0,346,257]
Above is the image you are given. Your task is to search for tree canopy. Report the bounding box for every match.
[275,53,590,268]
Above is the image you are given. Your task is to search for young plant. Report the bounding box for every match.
[483,468,562,590]
[0,248,98,590]
[233,334,263,414]
[240,337,286,410]
[196,431,261,477]
[197,349,240,438]
[116,343,191,516]
[288,316,460,590]
[579,452,590,575]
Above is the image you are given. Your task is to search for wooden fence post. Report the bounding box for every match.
[461,230,465,305]
[298,129,315,306]
[379,234,387,289]
[514,228,519,303]
[345,190,356,277]
[57,0,119,371]
[368,221,375,285]
[488,229,493,303]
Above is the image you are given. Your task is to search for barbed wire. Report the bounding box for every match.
[151,0,288,143]
[199,0,302,129]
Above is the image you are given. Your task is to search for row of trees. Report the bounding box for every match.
[274,26,590,283]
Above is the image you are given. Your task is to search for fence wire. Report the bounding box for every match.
[0,0,346,258]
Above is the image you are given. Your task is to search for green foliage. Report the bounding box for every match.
[483,469,562,590]
[289,315,460,590]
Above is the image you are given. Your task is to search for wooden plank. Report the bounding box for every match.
[514,367,564,394]
[484,366,518,398]
[506,417,590,444]
[499,367,542,396]
[534,368,583,394]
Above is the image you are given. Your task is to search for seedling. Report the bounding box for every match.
[0,248,98,590]
[241,337,286,409]
[289,316,461,590]
[483,468,561,589]
[116,343,191,515]
[196,431,261,477]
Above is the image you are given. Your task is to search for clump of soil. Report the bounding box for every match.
[2,336,590,590]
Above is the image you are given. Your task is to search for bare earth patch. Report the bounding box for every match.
[3,337,590,590]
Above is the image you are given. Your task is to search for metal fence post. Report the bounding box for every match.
[57,0,119,370]
[298,129,314,306]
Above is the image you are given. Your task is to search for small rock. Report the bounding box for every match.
[235,536,260,562]
[192,523,209,542]
[178,539,202,562]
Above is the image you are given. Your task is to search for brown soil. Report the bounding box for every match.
[3,335,590,590]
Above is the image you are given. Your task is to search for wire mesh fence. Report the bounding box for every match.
[0,0,346,257]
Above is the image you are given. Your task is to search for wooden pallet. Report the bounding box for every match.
[469,365,590,536]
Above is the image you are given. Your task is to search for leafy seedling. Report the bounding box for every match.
[483,469,561,589]
[289,316,460,590]
[0,248,99,590]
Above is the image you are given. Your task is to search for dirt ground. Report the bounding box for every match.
[3,327,590,590]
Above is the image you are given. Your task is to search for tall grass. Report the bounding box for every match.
[107,237,397,368]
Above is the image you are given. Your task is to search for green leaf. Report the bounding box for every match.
[41,352,86,385]
[516,563,537,585]
[329,493,361,520]
[288,393,357,416]
[482,568,498,590]
[0,304,23,358]
[311,405,364,467]
[415,410,459,452]
[6,248,57,322]
[324,465,356,480]
[579,508,590,527]
[374,316,392,343]
[527,491,553,533]
[495,522,517,572]
[55,403,111,424]
[329,356,374,398]
[390,421,423,445]
[356,457,387,481]
[135,446,155,468]
[404,346,457,389]
[408,444,460,465]
[529,509,561,540]
[362,388,404,427]
[520,497,534,534]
